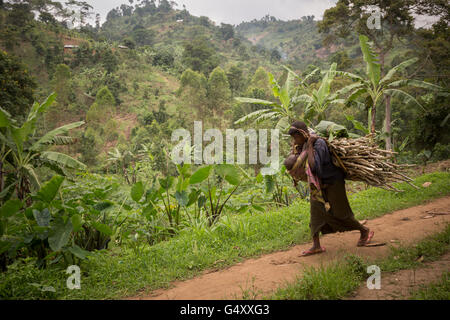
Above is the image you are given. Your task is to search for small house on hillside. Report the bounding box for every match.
[64,44,79,54]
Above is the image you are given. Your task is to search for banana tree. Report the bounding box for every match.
[0,93,86,205]
[339,35,443,146]
[234,66,321,131]
[107,147,135,184]
[288,63,355,125]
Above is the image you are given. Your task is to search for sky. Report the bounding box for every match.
[80,0,338,25]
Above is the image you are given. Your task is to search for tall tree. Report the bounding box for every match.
[0,50,36,121]
[86,86,116,125]
[178,69,208,120]
[227,65,245,96]
[249,67,271,97]
[207,67,231,117]
[219,23,234,40]
[182,38,219,76]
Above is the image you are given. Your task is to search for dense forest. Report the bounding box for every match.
[0,0,449,300]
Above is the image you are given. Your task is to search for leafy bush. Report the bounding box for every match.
[431,143,450,162]
[0,50,36,120]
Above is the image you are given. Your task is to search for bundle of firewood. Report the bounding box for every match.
[325,135,418,192]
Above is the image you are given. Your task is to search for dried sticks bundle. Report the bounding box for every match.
[325,135,417,192]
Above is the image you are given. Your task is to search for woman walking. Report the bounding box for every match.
[284,121,374,257]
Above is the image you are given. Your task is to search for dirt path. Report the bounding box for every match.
[350,251,450,300]
[128,197,450,300]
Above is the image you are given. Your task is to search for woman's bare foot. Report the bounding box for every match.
[357,230,374,247]
[300,246,326,257]
[360,227,370,240]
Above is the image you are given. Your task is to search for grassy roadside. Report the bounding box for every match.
[1,172,449,300]
[409,272,450,300]
[270,225,450,300]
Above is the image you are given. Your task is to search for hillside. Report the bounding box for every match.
[100,4,278,75]
[236,15,331,69]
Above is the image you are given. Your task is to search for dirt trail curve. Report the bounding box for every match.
[128,197,450,300]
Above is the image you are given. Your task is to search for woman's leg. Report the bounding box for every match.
[324,179,373,243]
[308,201,327,252]
[300,233,326,256]
[311,234,321,250]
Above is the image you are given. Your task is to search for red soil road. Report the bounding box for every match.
[127,197,450,300]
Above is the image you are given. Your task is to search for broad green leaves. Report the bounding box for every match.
[299,63,346,124]
[384,89,427,111]
[0,199,23,218]
[131,181,145,202]
[174,191,189,207]
[316,63,337,105]
[234,97,278,106]
[129,164,243,229]
[35,175,65,203]
[92,222,113,236]
[380,58,418,86]
[189,165,212,184]
[31,121,85,151]
[71,214,84,232]
[33,209,51,227]
[359,35,381,88]
[48,218,73,252]
[215,164,240,186]
[27,94,56,125]
[0,107,15,128]
[40,151,86,170]
[315,121,349,139]
[234,68,297,129]
[0,93,87,215]
[68,245,91,259]
[264,175,275,194]
[159,176,175,190]
[188,164,240,186]
[346,115,369,135]
[388,79,443,92]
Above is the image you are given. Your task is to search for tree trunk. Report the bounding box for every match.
[385,95,392,151]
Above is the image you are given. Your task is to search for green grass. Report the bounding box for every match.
[269,224,450,300]
[409,272,450,300]
[270,255,368,300]
[0,172,449,300]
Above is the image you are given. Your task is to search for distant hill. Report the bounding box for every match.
[99,3,278,75]
[236,15,339,70]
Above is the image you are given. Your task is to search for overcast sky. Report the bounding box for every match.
[81,0,337,25]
